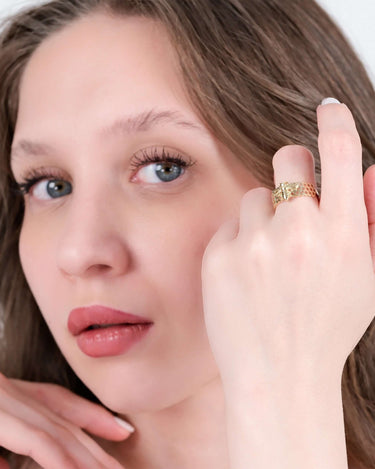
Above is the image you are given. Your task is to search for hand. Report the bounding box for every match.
[0,373,132,469]
[201,102,375,397]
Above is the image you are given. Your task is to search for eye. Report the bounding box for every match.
[135,160,184,184]
[12,168,72,201]
[34,179,72,200]
[130,147,196,184]
[11,147,197,201]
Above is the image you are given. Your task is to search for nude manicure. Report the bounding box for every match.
[114,416,135,433]
[321,97,341,105]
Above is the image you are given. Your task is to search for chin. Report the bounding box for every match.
[86,374,205,415]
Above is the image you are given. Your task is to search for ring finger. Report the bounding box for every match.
[272,144,319,217]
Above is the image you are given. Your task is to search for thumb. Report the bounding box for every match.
[363,164,375,270]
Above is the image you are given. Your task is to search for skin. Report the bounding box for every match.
[201,102,375,469]
[9,10,375,469]
[10,12,261,469]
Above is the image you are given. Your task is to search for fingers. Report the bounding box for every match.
[202,216,240,262]
[317,101,367,225]
[204,100,366,254]
[237,187,273,236]
[11,379,133,441]
[0,376,125,469]
[272,145,319,214]
[245,102,365,230]
[0,407,94,469]
[237,145,317,237]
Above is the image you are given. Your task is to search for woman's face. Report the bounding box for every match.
[11,12,260,412]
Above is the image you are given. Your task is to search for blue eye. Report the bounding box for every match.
[12,168,72,200]
[36,179,72,199]
[130,147,195,184]
[136,162,184,183]
[12,146,196,200]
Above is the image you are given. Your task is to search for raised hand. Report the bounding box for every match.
[201,100,375,393]
[0,373,133,468]
[200,101,375,468]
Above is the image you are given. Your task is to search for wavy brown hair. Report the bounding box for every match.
[1,0,375,467]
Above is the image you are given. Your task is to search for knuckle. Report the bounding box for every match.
[26,382,59,407]
[246,230,271,259]
[32,386,48,403]
[43,383,77,404]
[32,421,73,450]
[202,244,230,273]
[241,187,272,210]
[242,186,270,203]
[244,230,272,273]
[31,428,55,448]
[28,427,76,468]
[281,221,317,265]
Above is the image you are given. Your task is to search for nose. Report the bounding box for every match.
[56,188,131,279]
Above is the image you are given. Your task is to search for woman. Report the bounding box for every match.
[0,0,374,468]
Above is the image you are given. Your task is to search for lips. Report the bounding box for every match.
[68,305,153,336]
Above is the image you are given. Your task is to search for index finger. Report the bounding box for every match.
[10,379,134,441]
[317,100,367,225]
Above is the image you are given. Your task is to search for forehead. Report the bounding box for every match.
[15,12,191,134]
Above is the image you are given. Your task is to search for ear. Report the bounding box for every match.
[363,164,375,270]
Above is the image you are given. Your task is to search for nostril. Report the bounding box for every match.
[88,264,112,274]
[57,232,131,279]
[62,262,112,279]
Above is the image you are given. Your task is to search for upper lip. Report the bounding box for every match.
[68,305,153,336]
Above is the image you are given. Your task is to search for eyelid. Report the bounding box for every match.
[12,166,70,198]
[14,145,193,180]
[17,165,69,185]
[129,146,195,171]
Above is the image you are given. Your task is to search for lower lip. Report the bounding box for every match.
[76,323,153,357]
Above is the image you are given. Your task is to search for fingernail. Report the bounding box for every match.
[321,97,341,105]
[114,416,135,433]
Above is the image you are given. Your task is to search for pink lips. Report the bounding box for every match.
[68,305,154,357]
[68,305,152,336]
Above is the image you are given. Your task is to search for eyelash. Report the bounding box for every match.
[12,146,196,197]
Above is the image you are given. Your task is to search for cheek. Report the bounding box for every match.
[18,219,53,304]
[148,214,224,315]
[19,222,37,287]
[18,220,69,345]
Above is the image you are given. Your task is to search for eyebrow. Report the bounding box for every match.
[10,108,209,162]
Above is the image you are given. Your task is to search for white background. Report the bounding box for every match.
[0,0,374,84]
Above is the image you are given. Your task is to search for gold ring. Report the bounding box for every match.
[272,182,319,208]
